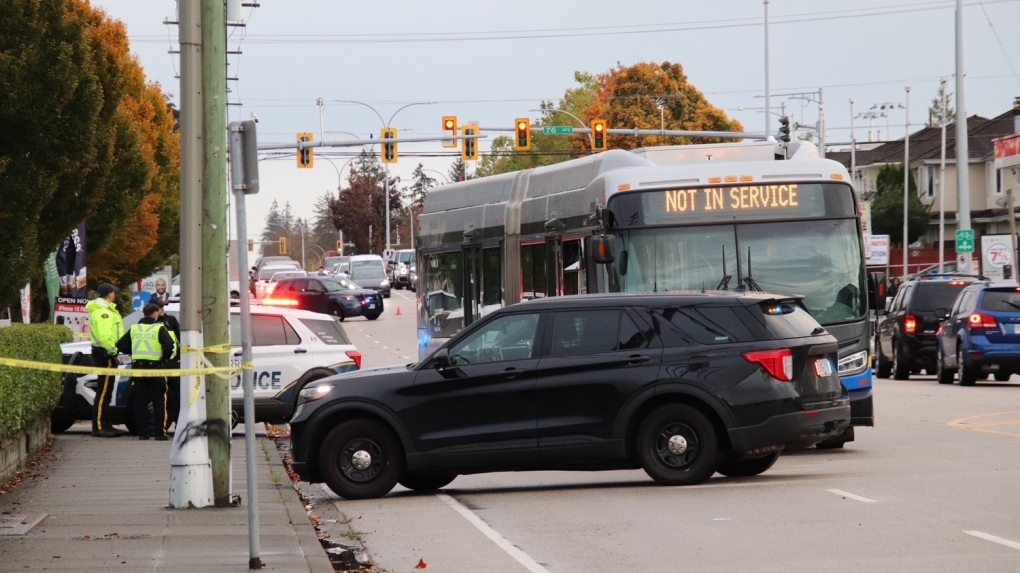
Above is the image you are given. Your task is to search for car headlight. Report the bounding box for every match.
[341,294,356,301]
[381,279,390,287]
[297,383,335,406]
[838,350,869,377]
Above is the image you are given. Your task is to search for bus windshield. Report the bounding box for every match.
[612,218,865,325]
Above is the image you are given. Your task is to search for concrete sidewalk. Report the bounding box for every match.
[0,423,333,572]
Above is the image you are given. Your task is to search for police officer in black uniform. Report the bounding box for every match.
[153,299,181,434]
[117,303,175,440]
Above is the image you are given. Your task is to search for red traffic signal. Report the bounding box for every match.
[590,119,608,151]
[514,117,531,151]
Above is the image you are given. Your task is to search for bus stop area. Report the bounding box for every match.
[0,426,334,573]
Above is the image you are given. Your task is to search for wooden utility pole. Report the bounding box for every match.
[200,0,231,505]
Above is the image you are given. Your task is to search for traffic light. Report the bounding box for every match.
[591,119,608,151]
[514,117,531,151]
[296,132,314,168]
[778,116,791,142]
[441,115,458,148]
[279,236,288,255]
[381,127,398,164]
[336,240,342,252]
[462,123,480,161]
[247,238,254,252]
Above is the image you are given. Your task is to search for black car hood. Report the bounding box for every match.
[345,288,381,298]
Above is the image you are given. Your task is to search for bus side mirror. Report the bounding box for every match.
[587,234,616,265]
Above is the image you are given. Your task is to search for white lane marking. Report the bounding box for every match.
[964,530,1020,550]
[826,489,877,503]
[437,493,549,573]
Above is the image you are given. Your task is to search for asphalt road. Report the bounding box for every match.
[333,294,1020,572]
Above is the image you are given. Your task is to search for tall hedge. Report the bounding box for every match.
[0,324,73,439]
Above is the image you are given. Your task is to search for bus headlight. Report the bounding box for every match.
[297,383,335,405]
[838,350,869,377]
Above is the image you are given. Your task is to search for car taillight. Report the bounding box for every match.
[968,312,998,331]
[904,314,917,336]
[742,349,793,381]
[346,350,362,370]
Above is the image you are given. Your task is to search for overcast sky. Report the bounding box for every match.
[90,0,1020,240]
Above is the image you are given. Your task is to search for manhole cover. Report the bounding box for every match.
[0,513,46,535]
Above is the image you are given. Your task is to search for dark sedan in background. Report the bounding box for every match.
[264,276,383,320]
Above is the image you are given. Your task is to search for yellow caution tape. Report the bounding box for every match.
[180,344,232,354]
[0,356,248,378]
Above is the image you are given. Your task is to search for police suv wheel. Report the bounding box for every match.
[636,404,720,486]
[320,420,404,500]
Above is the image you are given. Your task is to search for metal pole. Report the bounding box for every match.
[1010,188,1018,283]
[850,99,857,189]
[317,97,324,142]
[169,0,213,510]
[955,0,972,273]
[903,86,911,278]
[939,77,948,272]
[764,0,771,138]
[818,87,825,158]
[384,165,390,252]
[228,122,261,569]
[301,222,306,270]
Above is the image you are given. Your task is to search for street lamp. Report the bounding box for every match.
[420,168,450,184]
[855,110,886,142]
[318,155,360,253]
[336,99,437,253]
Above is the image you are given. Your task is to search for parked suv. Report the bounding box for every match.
[288,292,850,500]
[876,275,987,380]
[264,276,383,321]
[387,249,415,289]
[935,283,1020,385]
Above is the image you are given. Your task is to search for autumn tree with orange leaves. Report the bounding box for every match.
[477,63,742,178]
[0,0,179,316]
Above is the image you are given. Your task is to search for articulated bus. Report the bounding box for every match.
[414,140,876,447]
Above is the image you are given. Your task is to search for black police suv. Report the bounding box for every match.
[288,292,850,500]
[264,276,383,320]
[876,275,986,380]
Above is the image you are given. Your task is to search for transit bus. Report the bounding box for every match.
[414,140,875,447]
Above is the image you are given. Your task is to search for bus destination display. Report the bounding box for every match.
[611,183,849,226]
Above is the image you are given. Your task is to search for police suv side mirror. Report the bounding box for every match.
[432,348,452,370]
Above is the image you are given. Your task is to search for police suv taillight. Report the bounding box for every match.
[743,349,794,381]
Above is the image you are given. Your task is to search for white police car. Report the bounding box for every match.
[52,303,361,433]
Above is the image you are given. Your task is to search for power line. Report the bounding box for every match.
[129,0,1017,44]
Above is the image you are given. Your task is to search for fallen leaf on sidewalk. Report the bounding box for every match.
[415,558,427,569]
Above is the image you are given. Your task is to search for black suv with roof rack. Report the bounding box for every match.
[876,274,988,379]
[289,291,850,500]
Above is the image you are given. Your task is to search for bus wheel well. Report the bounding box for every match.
[626,395,732,460]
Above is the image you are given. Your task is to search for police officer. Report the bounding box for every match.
[153,299,181,434]
[117,303,175,441]
[87,282,124,438]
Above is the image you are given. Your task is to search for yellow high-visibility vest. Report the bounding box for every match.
[130,323,164,362]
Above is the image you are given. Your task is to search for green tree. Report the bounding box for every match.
[870,164,930,247]
[448,157,470,183]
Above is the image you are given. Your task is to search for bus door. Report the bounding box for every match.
[545,235,563,297]
[461,243,482,328]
